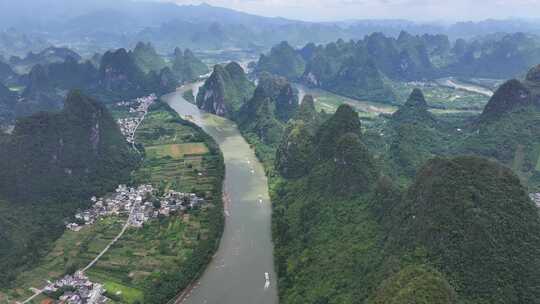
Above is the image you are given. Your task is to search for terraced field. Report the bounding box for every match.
[0,217,124,302]
[86,102,224,304]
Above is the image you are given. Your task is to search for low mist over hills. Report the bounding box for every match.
[3,1,540,56]
[0,41,207,127]
[255,32,540,103]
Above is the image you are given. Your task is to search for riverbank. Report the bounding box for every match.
[165,84,278,304]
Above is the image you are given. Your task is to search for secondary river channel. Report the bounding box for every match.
[163,83,278,304]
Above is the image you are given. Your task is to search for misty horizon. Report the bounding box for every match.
[0,0,540,25]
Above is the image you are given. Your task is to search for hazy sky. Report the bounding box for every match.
[158,0,540,22]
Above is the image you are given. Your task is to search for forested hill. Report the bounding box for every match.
[0,90,138,286]
[0,90,137,202]
[196,62,255,117]
[217,71,540,303]
[0,42,208,126]
[448,64,540,187]
[255,32,540,103]
[271,104,540,304]
[383,156,540,304]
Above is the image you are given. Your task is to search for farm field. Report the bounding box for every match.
[391,81,490,110]
[0,101,224,304]
[145,143,209,160]
[296,81,488,127]
[0,217,124,303]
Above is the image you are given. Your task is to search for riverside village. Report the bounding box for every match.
[35,92,206,304]
[48,185,206,304]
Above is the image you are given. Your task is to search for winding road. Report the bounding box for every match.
[164,84,278,304]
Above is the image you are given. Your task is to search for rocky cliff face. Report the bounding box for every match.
[256,72,299,122]
[196,64,229,116]
[196,62,254,117]
[274,95,321,179]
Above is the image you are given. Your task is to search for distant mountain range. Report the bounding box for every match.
[0,42,207,126]
[2,1,540,56]
[255,32,540,102]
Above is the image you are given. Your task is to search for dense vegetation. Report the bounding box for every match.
[386,89,444,178]
[350,64,540,188]
[196,62,255,117]
[15,64,65,118]
[0,91,138,287]
[274,95,321,178]
[2,6,540,302]
[0,101,225,304]
[236,73,298,151]
[131,42,168,74]
[256,42,306,80]
[197,67,303,169]
[134,102,224,304]
[218,60,540,302]
[171,48,209,83]
[272,105,383,304]
[454,69,540,188]
[270,105,540,304]
[386,156,540,304]
[0,42,209,126]
[256,32,540,103]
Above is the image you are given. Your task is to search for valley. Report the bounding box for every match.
[294,80,487,122]
[2,2,540,304]
[164,84,278,304]
[0,94,224,304]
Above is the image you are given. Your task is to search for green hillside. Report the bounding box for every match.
[196,62,255,117]
[387,156,540,304]
[0,91,138,287]
[131,42,168,73]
